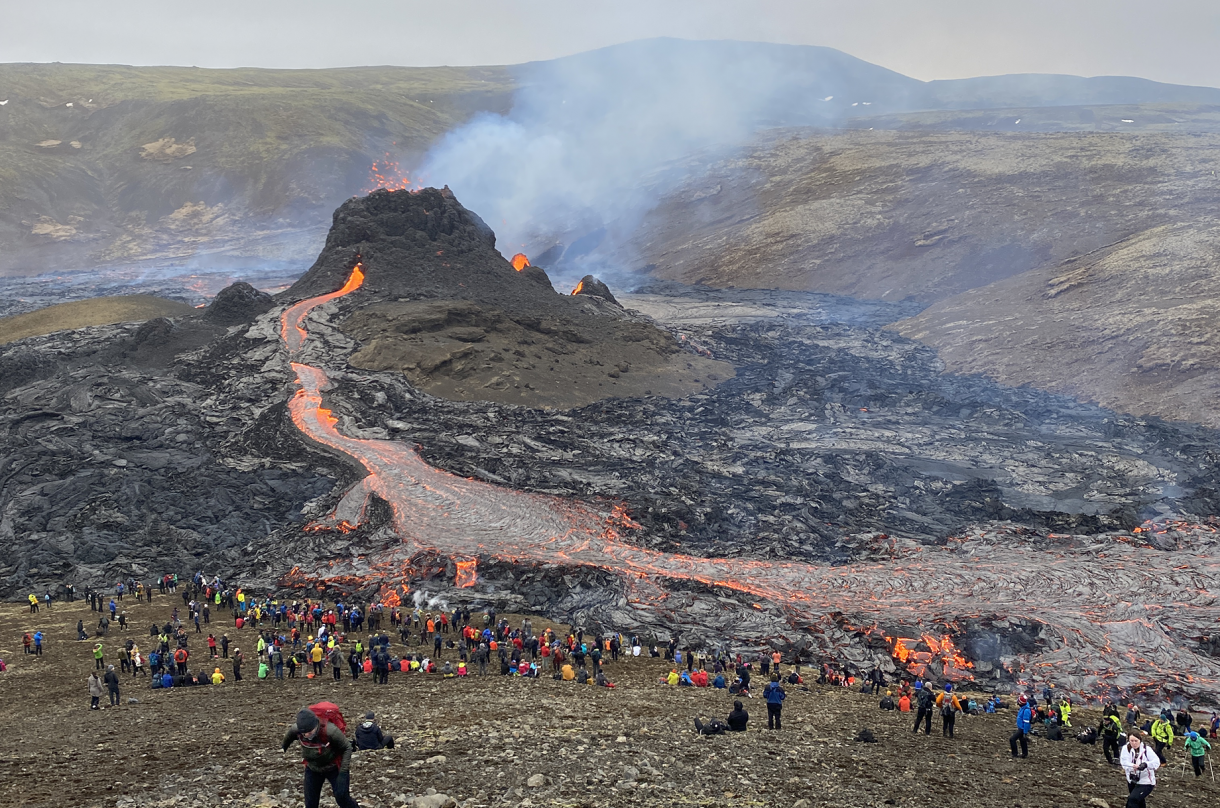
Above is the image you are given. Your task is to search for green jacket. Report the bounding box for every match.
[282,723,351,772]
[1184,735,1212,757]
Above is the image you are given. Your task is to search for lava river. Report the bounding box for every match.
[281,266,1220,699]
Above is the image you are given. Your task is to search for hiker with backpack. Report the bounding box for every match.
[936,683,962,738]
[913,681,934,735]
[282,704,359,808]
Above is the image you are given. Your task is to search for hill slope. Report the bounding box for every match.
[625,127,1220,426]
[0,63,514,275]
[4,40,1220,278]
[0,294,194,344]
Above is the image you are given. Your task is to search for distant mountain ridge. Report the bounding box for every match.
[2,37,1218,278]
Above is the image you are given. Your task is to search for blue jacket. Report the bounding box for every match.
[764,682,787,705]
[1017,704,1032,733]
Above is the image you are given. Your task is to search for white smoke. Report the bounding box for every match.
[411,589,449,611]
[418,39,917,280]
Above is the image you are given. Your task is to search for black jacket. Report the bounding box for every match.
[283,723,352,772]
[103,671,120,691]
[355,720,387,750]
[727,708,749,732]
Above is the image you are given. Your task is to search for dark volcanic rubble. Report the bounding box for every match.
[3,189,1220,701]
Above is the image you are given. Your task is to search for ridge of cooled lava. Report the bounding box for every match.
[4,187,1220,704]
[261,189,1220,704]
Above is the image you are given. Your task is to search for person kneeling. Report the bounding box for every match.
[355,712,395,750]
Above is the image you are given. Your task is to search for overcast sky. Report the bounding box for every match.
[4,0,1218,88]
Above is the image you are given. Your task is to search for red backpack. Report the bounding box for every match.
[309,701,347,735]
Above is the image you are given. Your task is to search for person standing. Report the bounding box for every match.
[913,682,934,735]
[330,645,344,681]
[103,665,121,706]
[93,642,105,670]
[33,631,43,656]
[763,674,786,730]
[937,683,962,738]
[1120,733,1159,808]
[233,648,244,681]
[282,708,359,808]
[87,671,104,710]
[1010,694,1032,758]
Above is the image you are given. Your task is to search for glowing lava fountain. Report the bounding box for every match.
[279,265,1220,700]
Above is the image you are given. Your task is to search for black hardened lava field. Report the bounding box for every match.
[3,189,1220,703]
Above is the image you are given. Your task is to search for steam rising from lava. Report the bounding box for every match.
[279,263,1220,701]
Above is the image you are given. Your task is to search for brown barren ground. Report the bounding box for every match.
[1,598,1217,808]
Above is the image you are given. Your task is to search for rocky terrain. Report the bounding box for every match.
[3,188,1220,702]
[2,598,1219,808]
[625,127,1220,427]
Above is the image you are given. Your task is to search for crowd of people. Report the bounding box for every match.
[10,575,1219,808]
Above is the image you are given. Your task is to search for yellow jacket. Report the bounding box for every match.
[310,646,324,662]
[1150,719,1174,745]
[667,670,680,686]
[561,664,575,681]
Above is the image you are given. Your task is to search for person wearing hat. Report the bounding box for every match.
[355,712,394,750]
[282,707,358,808]
[1011,694,1033,758]
[1184,730,1211,777]
[936,683,962,738]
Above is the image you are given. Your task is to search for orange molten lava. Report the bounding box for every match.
[364,155,422,193]
[571,280,584,295]
[511,253,530,271]
[280,262,364,352]
[455,559,478,588]
[275,259,1220,700]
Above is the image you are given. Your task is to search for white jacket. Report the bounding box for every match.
[1120,743,1160,786]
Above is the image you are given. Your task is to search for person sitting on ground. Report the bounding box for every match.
[727,700,749,732]
[441,661,455,678]
[898,692,911,712]
[595,669,614,688]
[211,667,226,684]
[562,663,575,682]
[665,668,679,686]
[355,712,395,750]
[694,716,727,735]
[576,665,590,684]
[786,670,802,685]
[712,672,726,689]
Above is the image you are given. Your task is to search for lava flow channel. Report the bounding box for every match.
[281,266,1220,699]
